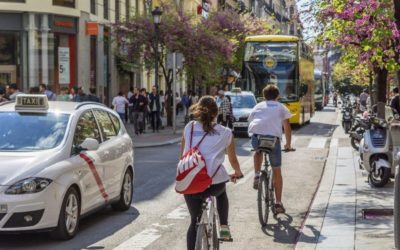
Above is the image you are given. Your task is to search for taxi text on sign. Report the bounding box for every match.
[58,47,70,84]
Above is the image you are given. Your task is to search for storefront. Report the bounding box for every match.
[0,13,77,93]
[0,14,23,88]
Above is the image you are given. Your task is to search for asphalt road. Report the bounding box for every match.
[0,106,338,250]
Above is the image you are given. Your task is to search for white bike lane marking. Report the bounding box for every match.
[113,228,162,250]
[307,137,328,149]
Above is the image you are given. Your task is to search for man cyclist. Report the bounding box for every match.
[248,84,292,214]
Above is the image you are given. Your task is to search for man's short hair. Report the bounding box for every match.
[89,87,96,94]
[393,87,399,94]
[39,83,47,89]
[9,83,18,90]
[263,84,280,100]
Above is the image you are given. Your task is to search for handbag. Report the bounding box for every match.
[257,135,277,151]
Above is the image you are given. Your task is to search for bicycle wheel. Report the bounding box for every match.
[195,224,209,250]
[212,215,220,250]
[257,173,270,226]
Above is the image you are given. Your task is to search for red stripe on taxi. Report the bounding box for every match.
[79,153,109,202]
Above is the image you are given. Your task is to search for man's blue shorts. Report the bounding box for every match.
[251,134,282,167]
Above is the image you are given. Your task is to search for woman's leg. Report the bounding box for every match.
[184,194,203,250]
[216,190,229,226]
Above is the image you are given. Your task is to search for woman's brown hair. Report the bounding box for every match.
[190,96,218,133]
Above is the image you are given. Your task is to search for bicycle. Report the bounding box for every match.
[256,139,295,227]
[194,176,242,250]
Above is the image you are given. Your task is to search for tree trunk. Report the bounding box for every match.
[369,71,374,105]
[374,67,388,118]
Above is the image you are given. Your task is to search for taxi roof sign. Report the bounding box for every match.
[15,94,49,111]
[231,87,242,93]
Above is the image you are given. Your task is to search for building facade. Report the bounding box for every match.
[0,0,143,105]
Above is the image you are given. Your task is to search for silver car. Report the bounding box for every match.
[225,89,257,135]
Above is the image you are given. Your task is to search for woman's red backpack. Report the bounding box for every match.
[175,122,220,194]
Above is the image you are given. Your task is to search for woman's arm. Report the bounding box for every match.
[179,136,185,157]
[227,138,243,176]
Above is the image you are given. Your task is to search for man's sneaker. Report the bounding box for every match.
[274,203,286,214]
[253,176,260,190]
[219,225,232,241]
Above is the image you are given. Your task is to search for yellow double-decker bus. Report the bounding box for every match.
[240,35,315,125]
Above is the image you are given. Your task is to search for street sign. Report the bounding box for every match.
[167,53,184,70]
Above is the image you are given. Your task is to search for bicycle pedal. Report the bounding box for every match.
[219,237,233,242]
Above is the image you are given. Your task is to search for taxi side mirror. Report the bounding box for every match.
[79,138,100,152]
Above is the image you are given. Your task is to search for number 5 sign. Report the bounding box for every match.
[58,47,70,84]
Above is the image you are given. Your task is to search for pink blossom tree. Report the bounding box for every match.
[316,0,400,115]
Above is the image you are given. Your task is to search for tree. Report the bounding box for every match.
[316,0,400,117]
[114,2,270,125]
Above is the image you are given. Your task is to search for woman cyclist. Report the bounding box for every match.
[179,96,243,250]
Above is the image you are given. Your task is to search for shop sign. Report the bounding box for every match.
[58,47,70,84]
[51,15,77,34]
[86,22,98,36]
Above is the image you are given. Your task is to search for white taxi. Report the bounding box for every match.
[0,95,134,240]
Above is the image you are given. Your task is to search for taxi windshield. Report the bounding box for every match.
[0,112,70,151]
[227,95,257,109]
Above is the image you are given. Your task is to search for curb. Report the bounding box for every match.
[295,109,341,250]
[133,137,182,148]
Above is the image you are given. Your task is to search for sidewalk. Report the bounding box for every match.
[126,114,185,148]
[296,108,394,250]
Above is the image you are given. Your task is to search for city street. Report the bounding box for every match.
[0,107,338,250]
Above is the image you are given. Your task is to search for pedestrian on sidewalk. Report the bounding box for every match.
[72,86,87,102]
[216,90,232,127]
[39,83,57,101]
[181,92,190,116]
[149,86,161,132]
[130,88,147,134]
[112,92,129,121]
[179,96,243,250]
[160,90,165,117]
[8,83,22,101]
[176,92,182,116]
[248,84,293,214]
[390,87,400,115]
[128,87,139,123]
[56,87,71,101]
[87,86,101,103]
[0,86,7,103]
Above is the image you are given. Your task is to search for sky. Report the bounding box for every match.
[296,0,318,42]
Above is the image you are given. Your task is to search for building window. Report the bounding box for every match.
[90,0,96,14]
[104,0,109,19]
[53,0,75,8]
[0,0,25,2]
[115,0,120,22]
[0,32,20,87]
[125,0,130,21]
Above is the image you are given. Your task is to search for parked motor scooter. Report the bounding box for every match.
[359,116,394,187]
[342,103,353,134]
[349,113,370,151]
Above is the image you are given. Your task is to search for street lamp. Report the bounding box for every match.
[152,6,162,90]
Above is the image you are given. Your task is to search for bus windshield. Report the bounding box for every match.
[244,42,298,102]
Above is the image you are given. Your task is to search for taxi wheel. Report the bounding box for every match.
[112,169,133,211]
[50,187,81,240]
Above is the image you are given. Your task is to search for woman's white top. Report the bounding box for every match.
[183,121,232,184]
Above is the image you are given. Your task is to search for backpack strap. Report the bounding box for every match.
[211,164,222,178]
[189,121,195,148]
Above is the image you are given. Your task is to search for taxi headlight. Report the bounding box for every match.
[5,178,52,195]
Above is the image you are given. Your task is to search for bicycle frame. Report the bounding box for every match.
[198,196,220,245]
[264,153,275,201]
